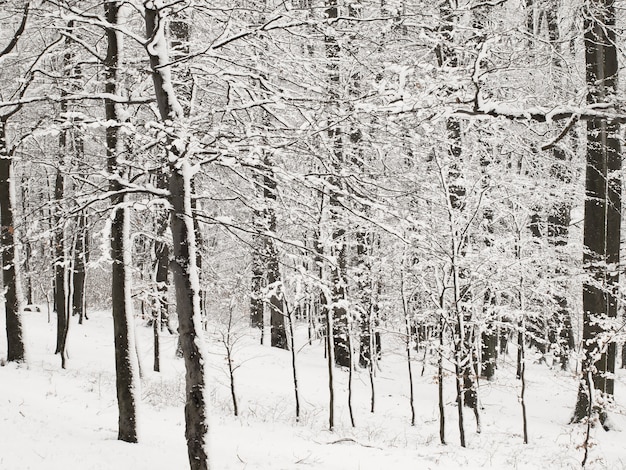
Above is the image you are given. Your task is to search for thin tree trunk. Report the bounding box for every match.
[20,179,33,305]
[516,228,529,444]
[286,301,300,421]
[400,264,416,426]
[325,300,335,431]
[348,330,355,427]
[154,171,170,338]
[438,309,446,445]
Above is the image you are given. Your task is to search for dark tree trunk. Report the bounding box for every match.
[20,179,33,305]
[263,168,287,350]
[0,120,25,362]
[325,0,350,368]
[251,154,287,348]
[481,328,497,380]
[72,211,87,322]
[545,1,575,371]
[250,241,264,332]
[481,290,497,380]
[573,0,621,425]
[145,5,209,468]
[438,3,478,429]
[53,167,66,357]
[154,171,170,335]
[526,0,534,42]
[167,166,209,468]
[105,1,139,443]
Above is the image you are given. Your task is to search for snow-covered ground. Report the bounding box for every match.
[2,308,626,469]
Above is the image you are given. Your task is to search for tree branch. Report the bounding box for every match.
[0,2,29,57]
[453,102,626,123]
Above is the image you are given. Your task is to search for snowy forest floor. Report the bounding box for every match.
[2,308,626,469]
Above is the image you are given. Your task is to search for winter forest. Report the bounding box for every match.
[2,0,626,468]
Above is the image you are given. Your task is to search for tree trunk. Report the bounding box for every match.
[573,0,620,425]
[145,5,209,468]
[105,1,140,443]
[154,171,170,335]
[53,167,66,357]
[250,240,264,333]
[325,0,350,368]
[72,211,87,322]
[20,179,33,305]
[251,154,287,348]
[169,162,210,468]
[0,120,25,362]
[263,166,287,350]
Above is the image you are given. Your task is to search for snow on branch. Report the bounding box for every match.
[0,93,153,109]
[454,102,626,124]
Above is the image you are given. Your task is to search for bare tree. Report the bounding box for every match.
[572,0,621,427]
[1,2,30,363]
[144,3,209,468]
[105,1,141,443]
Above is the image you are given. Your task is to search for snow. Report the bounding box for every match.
[2,308,626,469]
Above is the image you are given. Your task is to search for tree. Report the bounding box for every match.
[144,3,209,468]
[1,2,31,363]
[324,0,350,369]
[572,0,621,426]
[105,0,141,443]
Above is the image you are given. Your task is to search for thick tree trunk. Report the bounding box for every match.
[53,167,66,357]
[169,164,210,468]
[145,5,209,468]
[573,0,621,425]
[154,171,170,334]
[251,157,287,348]
[0,120,25,362]
[263,165,287,350]
[105,1,140,443]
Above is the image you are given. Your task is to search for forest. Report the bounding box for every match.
[1,0,626,469]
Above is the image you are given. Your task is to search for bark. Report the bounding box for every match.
[105,1,139,443]
[250,240,264,332]
[53,165,66,357]
[438,3,477,429]
[286,303,301,420]
[154,171,170,336]
[253,155,287,349]
[0,120,25,362]
[325,0,350,368]
[145,4,209,468]
[72,209,87,323]
[438,311,446,445]
[481,288,497,380]
[265,181,287,349]
[543,0,575,370]
[325,295,335,431]
[20,179,32,305]
[169,165,210,468]
[401,264,416,426]
[572,0,620,425]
